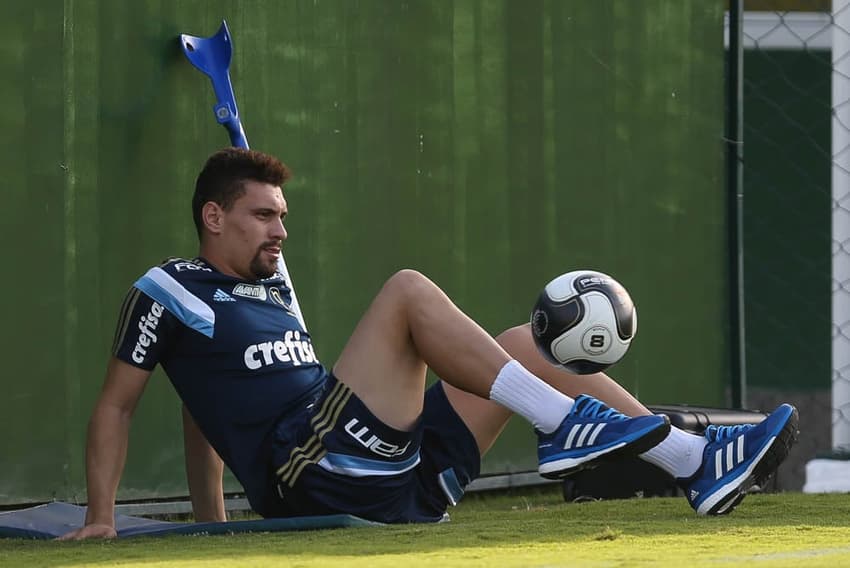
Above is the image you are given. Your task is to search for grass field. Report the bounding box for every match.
[3,488,850,567]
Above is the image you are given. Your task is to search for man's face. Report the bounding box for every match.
[214,180,288,280]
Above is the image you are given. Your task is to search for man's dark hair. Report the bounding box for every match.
[192,147,292,239]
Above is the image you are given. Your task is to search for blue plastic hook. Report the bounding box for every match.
[179,21,249,149]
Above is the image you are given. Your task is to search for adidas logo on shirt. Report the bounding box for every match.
[213,289,236,302]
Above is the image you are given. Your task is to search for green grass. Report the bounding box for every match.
[3,488,850,567]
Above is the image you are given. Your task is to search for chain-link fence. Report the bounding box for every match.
[727,1,850,489]
[831,1,850,455]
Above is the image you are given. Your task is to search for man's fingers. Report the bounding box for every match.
[55,529,80,541]
[56,524,118,541]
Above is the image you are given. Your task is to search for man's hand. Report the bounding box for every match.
[56,523,117,541]
[64,358,152,542]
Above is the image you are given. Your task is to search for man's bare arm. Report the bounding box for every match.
[58,357,152,540]
[182,405,226,522]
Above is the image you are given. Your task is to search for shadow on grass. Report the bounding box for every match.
[2,491,848,568]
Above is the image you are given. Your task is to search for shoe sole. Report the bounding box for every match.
[699,405,799,515]
[539,416,671,480]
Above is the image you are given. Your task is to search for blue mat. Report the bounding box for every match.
[0,502,378,539]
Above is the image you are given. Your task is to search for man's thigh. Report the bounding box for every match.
[332,271,428,430]
[333,271,521,466]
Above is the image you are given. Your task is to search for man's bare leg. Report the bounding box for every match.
[332,268,676,460]
[333,270,669,479]
[332,270,512,431]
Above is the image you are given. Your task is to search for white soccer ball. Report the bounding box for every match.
[530,270,637,374]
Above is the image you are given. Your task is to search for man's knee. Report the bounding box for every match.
[380,269,434,304]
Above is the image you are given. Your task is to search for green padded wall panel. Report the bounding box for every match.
[0,0,725,503]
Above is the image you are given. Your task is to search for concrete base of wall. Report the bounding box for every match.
[745,387,831,491]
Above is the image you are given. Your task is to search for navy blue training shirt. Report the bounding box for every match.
[112,257,326,515]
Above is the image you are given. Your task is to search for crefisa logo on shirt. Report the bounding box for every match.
[132,302,163,364]
[243,330,318,370]
[232,283,267,301]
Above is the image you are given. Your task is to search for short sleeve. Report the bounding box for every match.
[111,286,179,370]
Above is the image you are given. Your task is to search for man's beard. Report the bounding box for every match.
[249,243,279,280]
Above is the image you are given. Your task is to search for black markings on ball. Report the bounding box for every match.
[532,309,549,337]
[530,293,583,366]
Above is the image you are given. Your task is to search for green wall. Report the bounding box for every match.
[0,0,725,504]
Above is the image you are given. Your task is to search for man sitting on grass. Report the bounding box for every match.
[61,148,798,539]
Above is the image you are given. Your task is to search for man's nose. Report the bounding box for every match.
[272,217,287,241]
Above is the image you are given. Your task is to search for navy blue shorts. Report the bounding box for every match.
[266,374,481,523]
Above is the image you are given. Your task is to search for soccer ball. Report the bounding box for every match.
[530,270,637,374]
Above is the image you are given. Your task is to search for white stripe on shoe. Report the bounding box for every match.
[586,423,607,445]
[575,424,595,447]
[564,424,582,449]
[713,435,748,480]
[562,423,608,449]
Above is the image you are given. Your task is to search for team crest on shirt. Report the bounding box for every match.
[269,287,285,306]
[269,287,296,316]
[232,283,267,301]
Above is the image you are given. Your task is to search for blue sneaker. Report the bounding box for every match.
[537,395,671,479]
[680,404,799,515]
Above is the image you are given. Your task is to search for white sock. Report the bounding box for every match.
[640,425,707,479]
[488,360,574,434]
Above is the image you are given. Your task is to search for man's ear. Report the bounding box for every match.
[201,202,225,235]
